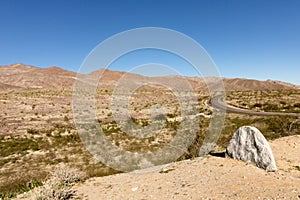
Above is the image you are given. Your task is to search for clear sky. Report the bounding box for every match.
[0,0,299,85]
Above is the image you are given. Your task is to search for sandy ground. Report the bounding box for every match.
[18,135,300,200]
[73,135,300,200]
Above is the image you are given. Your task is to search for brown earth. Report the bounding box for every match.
[0,64,299,91]
[71,135,300,200]
[0,64,76,89]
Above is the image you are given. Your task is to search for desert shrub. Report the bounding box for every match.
[263,103,279,111]
[27,128,39,135]
[166,113,176,118]
[84,163,119,178]
[0,171,46,199]
[64,115,69,122]
[34,163,86,200]
[0,137,41,157]
[283,105,293,110]
[252,103,262,108]
[294,103,300,108]
[258,116,300,140]
[279,100,286,105]
[178,131,205,160]
[166,120,180,131]
[51,133,81,147]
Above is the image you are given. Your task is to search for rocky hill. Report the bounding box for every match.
[0,64,76,89]
[0,64,298,91]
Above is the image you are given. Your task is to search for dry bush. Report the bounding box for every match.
[34,163,86,200]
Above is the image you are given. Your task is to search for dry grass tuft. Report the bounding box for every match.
[34,163,86,200]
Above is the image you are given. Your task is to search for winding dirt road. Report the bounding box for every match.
[210,94,300,117]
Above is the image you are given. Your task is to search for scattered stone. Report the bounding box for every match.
[226,126,277,172]
[159,168,175,174]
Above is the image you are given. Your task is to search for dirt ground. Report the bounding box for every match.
[72,135,300,200]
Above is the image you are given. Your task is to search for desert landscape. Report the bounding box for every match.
[1,1,299,199]
[0,64,299,199]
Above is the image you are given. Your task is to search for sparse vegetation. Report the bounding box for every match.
[227,90,300,113]
[0,88,299,198]
[218,115,300,148]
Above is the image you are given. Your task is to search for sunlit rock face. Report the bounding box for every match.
[226,126,277,172]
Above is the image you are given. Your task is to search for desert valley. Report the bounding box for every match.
[0,64,299,199]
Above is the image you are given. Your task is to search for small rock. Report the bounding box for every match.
[159,168,175,174]
[131,187,138,191]
[226,126,277,172]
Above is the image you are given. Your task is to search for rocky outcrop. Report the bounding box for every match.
[226,126,277,172]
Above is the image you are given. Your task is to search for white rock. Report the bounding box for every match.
[226,126,277,172]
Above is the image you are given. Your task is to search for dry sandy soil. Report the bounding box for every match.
[71,135,300,200]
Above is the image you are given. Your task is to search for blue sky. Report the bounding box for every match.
[0,0,299,84]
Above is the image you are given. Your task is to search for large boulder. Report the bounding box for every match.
[226,126,277,172]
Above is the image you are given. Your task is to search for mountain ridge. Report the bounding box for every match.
[0,64,298,91]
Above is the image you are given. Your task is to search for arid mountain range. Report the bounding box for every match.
[0,64,299,91]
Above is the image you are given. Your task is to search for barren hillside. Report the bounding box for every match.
[0,64,298,91]
[0,64,76,89]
